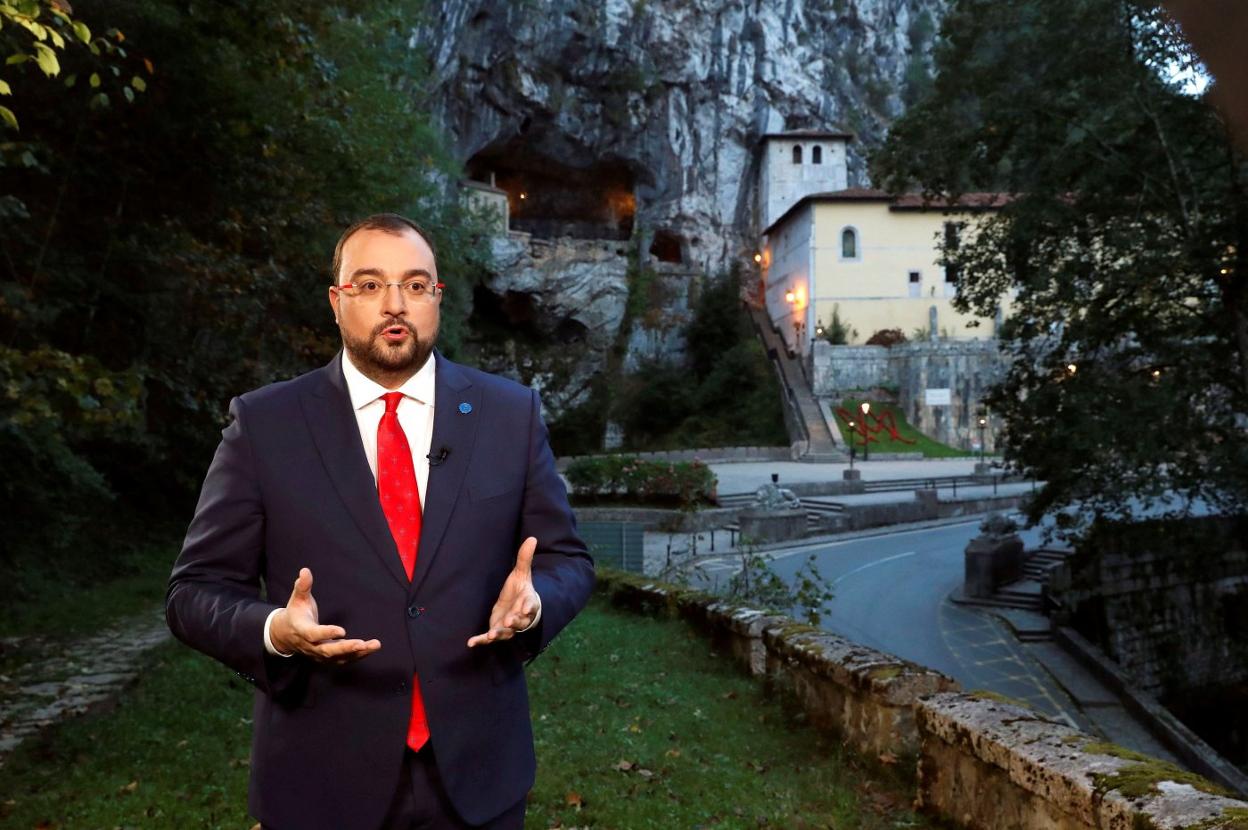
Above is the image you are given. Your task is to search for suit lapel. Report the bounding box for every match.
[301,353,410,590]
[411,352,480,595]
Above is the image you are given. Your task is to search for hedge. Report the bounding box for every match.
[564,456,717,508]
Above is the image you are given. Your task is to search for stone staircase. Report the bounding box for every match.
[718,492,845,536]
[953,547,1075,642]
[745,302,846,462]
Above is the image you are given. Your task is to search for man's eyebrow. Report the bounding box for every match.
[347,267,434,280]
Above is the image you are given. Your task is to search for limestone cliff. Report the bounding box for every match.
[416,0,943,421]
[422,0,941,269]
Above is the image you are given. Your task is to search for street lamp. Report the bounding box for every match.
[977,410,988,464]
[859,401,871,461]
[847,420,856,470]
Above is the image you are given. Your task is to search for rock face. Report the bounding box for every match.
[418,0,943,428]
[421,0,943,275]
[471,234,631,412]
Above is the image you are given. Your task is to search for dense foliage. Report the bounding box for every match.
[563,455,717,509]
[0,1,490,585]
[872,0,1248,537]
[611,270,788,452]
[546,266,789,456]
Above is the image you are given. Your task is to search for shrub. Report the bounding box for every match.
[565,456,717,508]
[865,328,908,347]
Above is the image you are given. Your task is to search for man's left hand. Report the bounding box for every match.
[467,536,540,648]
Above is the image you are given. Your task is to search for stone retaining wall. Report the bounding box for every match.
[557,446,791,471]
[1049,518,1248,699]
[596,570,1248,829]
[572,505,738,532]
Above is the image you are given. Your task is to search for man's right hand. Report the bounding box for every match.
[269,567,381,664]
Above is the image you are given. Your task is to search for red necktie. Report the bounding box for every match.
[377,391,429,751]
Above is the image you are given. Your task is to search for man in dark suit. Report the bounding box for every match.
[166,213,595,829]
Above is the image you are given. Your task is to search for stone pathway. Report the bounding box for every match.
[0,607,170,766]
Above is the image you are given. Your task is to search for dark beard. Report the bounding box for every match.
[341,318,436,384]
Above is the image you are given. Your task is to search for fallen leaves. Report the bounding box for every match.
[855,780,907,816]
[611,758,656,779]
[118,780,138,795]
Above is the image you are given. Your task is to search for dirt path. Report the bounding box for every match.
[0,608,170,766]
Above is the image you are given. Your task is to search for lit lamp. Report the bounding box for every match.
[847,420,856,471]
[754,252,763,264]
[859,401,871,461]
[815,318,825,338]
[977,412,988,464]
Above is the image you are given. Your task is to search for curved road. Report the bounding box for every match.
[700,518,1083,726]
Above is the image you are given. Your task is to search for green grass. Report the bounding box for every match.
[0,598,932,829]
[837,398,975,458]
[527,600,930,829]
[0,640,255,829]
[0,543,178,643]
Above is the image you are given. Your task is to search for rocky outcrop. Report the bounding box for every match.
[470,233,631,412]
[420,0,944,273]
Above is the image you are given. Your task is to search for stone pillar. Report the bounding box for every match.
[963,531,1024,598]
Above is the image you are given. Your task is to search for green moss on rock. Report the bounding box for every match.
[968,689,1035,710]
[1189,807,1248,830]
[1088,750,1234,800]
[868,665,904,682]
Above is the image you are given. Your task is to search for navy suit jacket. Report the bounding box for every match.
[166,351,595,829]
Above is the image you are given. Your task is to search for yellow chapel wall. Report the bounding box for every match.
[809,202,1010,344]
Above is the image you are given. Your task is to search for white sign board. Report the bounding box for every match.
[926,388,952,406]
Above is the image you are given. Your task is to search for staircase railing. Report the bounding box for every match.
[745,300,810,455]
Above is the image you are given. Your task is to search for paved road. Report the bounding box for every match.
[698,518,1089,728]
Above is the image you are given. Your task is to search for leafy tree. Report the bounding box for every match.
[872,0,1248,538]
[609,271,788,451]
[0,1,489,583]
[0,0,135,131]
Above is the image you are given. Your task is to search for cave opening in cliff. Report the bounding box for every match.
[649,230,684,264]
[468,142,636,240]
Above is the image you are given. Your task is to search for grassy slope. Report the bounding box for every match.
[837,397,974,458]
[0,599,932,830]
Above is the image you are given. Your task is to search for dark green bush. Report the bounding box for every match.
[564,456,717,508]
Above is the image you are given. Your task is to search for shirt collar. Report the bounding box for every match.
[340,349,437,411]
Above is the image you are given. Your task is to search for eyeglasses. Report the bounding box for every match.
[334,277,444,302]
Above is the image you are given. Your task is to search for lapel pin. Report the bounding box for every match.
[458,402,473,414]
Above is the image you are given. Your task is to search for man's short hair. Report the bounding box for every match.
[331,213,438,285]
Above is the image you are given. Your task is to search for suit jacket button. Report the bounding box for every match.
[407,604,422,618]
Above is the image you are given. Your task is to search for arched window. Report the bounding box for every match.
[792,145,803,164]
[812,145,823,165]
[841,227,859,260]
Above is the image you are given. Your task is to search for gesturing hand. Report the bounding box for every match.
[269,567,381,664]
[467,537,541,648]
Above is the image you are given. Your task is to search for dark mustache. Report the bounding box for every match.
[372,318,417,337]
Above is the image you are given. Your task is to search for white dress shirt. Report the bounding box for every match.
[264,352,537,656]
[341,347,436,508]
